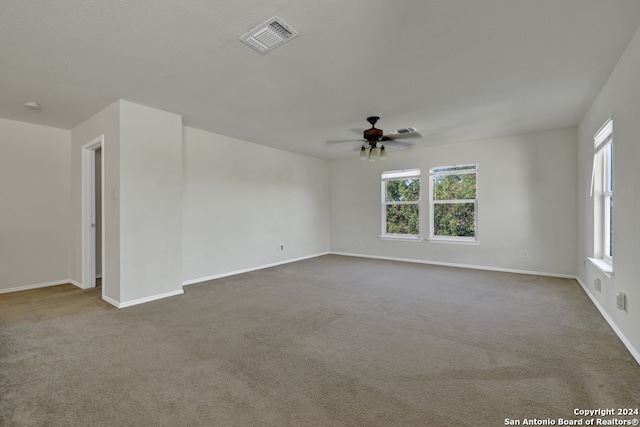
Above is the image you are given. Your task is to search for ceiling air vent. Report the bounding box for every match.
[239,16,299,54]
[388,127,418,135]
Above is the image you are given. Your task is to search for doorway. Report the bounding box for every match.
[82,136,104,296]
[95,147,102,287]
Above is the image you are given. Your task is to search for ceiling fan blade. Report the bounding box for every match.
[383,131,422,140]
[383,141,414,149]
[326,139,365,144]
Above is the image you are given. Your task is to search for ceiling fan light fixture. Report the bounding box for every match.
[328,116,417,162]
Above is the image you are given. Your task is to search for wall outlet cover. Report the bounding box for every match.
[616,292,626,310]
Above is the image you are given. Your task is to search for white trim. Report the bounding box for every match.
[111,289,184,309]
[68,280,83,289]
[576,277,640,366]
[329,252,576,278]
[81,135,104,293]
[0,280,77,294]
[427,238,480,245]
[379,235,423,242]
[587,257,614,278]
[382,169,420,180]
[590,119,612,196]
[102,295,121,308]
[593,117,613,150]
[429,163,478,174]
[182,252,330,286]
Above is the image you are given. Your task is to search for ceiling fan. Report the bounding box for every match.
[326,116,421,161]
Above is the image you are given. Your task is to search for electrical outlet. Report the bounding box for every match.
[594,278,601,292]
[280,245,284,252]
[522,250,529,258]
[616,292,626,311]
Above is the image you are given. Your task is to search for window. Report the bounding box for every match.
[381,169,421,238]
[603,140,613,262]
[590,119,613,267]
[429,164,478,242]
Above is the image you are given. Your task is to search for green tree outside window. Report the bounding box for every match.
[383,172,421,236]
[430,165,477,239]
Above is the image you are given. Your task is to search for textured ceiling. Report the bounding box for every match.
[2,0,640,159]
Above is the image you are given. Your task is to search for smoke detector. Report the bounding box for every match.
[239,16,299,54]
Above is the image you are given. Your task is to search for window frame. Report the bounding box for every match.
[602,140,613,264]
[588,118,613,274]
[428,164,478,243]
[380,169,422,240]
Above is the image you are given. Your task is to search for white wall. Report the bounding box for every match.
[330,127,577,277]
[0,118,71,292]
[71,100,183,305]
[577,26,640,360]
[71,101,121,302]
[182,126,330,283]
[119,101,183,303]
[71,101,328,305]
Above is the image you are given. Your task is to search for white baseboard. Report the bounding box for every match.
[102,294,120,308]
[69,280,83,289]
[183,252,330,286]
[575,277,640,365]
[0,279,76,294]
[330,252,576,279]
[333,252,638,365]
[110,289,185,309]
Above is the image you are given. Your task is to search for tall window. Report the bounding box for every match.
[381,169,421,237]
[590,119,613,264]
[429,164,478,242]
[603,141,613,262]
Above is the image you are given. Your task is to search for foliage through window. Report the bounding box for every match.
[382,169,421,237]
[429,164,477,241]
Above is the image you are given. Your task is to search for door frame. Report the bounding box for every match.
[81,135,104,296]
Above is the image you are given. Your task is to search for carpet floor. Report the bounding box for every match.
[1,255,639,426]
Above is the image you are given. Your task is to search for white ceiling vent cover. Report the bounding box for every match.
[239,16,299,54]
[388,127,418,135]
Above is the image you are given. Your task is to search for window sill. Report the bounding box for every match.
[379,235,423,242]
[428,238,480,245]
[588,257,614,278]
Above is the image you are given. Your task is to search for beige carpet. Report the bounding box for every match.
[1,255,639,426]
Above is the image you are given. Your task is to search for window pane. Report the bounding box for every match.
[385,179,420,202]
[386,204,420,235]
[433,203,475,237]
[432,173,476,201]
